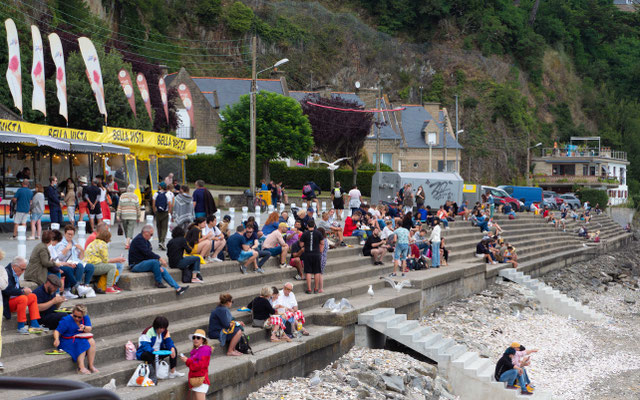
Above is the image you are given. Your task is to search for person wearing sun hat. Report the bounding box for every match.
[494,347,532,396]
[181,328,212,399]
[510,342,538,393]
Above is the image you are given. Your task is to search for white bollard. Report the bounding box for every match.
[302,202,307,210]
[78,221,86,248]
[321,201,327,212]
[215,209,221,220]
[242,206,248,214]
[279,202,285,212]
[291,203,296,211]
[17,225,26,259]
[255,206,261,217]
[110,217,115,226]
[146,215,154,240]
[229,207,235,215]
[267,205,274,214]
[229,208,235,229]
[50,223,60,231]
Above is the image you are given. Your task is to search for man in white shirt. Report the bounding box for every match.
[202,215,225,262]
[273,282,309,336]
[348,186,362,215]
[429,219,442,268]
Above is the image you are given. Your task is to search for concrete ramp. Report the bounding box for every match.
[498,269,605,322]
[358,308,554,400]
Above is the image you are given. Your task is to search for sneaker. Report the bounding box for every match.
[169,371,185,379]
[279,264,287,269]
[105,287,120,294]
[112,285,123,292]
[159,243,166,251]
[93,285,106,295]
[286,265,293,269]
[340,242,347,247]
[526,384,535,392]
[17,326,29,335]
[176,286,189,296]
[389,273,397,277]
[9,236,16,240]
[294,274,303,280]
[156,282,168,289]
[256,268,265,274]
[239,265,247,275]
[27,236,35,240]
[212,258,222,263]
[63,290,79,300]
[191,278,204,284]
[29,327,45,334]
[360,240,366,245]
[197,273,203,280]
[520,392,533,396]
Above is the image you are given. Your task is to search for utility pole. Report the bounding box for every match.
[249,36,257,199]
[443,118,447,172]
[455,95,459,173]
[376,88,381,175]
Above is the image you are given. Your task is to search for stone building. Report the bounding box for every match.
[164,68,289,154]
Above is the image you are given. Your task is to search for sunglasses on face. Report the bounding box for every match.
[72,314,83,320]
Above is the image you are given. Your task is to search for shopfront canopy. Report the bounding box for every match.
[101,143,130,154]
[0,131,39,145]
[33,136,71,151]
[64,138,103,153]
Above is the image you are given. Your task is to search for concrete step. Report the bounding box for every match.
[464,357,493,378]
[452,351,479,368]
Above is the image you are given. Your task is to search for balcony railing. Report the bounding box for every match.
[537,147,627,161]
[176,126,194,139]
[532,174,621,185]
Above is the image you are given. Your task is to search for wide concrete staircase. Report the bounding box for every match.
[498,269,605,322]
[0,209,630,399]
[358,308,554,400]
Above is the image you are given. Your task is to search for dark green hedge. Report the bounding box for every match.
[186,154,374,196]
[575,188,609,211]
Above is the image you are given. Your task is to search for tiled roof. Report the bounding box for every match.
[289,91,365,106]
[377,105,462,149]
[191,77,285,110]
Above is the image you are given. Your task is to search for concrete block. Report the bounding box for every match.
[357,308,395,325]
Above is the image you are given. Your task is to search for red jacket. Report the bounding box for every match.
[186,345,212,387]
[343,217,357,237]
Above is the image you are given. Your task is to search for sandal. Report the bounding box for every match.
[270,336,280,342]
[302,329,310,336]
[45,349,66,355]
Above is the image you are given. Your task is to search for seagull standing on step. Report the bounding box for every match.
[314,157,351,171]
[368,285,374,297]
[380,277,412,293]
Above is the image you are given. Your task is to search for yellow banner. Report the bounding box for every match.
[103,126,197,155]
[0,118,196,155]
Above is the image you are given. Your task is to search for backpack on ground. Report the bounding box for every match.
[235,332,253,355]
[155,192,168,212]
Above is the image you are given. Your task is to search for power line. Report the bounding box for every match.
[4,1,250,59]
[0,5,249,67]
[28,0,248,45]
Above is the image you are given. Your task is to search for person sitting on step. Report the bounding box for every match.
[53,304,98,374]
[2,256,44,334]
[272,282,309,336]
[202,215,226,262]
[83,230,124,293]
[129,225,189,295]
[226,225,259,274]
[510,342,537,393]
[137,315,184,380]
[262,222,290,269]
[494,347,532,396]
[167,226,203,284]
[208,293,245,356]
[33,274,67,330]
[247,286,291,342]
[504,246,518,269]
[475,239,496,264]
[363,227,387,265]
[185,218,212,263]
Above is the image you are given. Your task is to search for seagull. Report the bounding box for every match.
[368,285,374,297]
[380,277,412,293]
[315,157,351,171]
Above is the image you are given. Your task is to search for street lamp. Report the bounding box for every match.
[455,129,463,173]
[526,142,543,186]
[249,47,289,201]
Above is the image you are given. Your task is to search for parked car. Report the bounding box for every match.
[542,191,563,209]
[559,193,581,209]
[498,185,543,209]
[481,185,524,211]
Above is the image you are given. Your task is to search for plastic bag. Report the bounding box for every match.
[156,360,170,380]
[127,363,155,387]
[125,341,136,361]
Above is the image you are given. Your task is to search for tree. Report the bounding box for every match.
[218,91,313,183]
[300,94,373,187]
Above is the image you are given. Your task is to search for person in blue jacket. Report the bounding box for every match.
[45,176,63,225]
[209,293,245,356]
[136,316,184,379]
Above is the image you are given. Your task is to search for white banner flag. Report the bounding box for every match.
[78,37,107,123]
[31,25,46,116]
[48,33,67,122]
[5,18,22,114]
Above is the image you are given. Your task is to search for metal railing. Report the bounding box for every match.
[175,126,194,139]
[537,147,627,161]
[532,174,621,185]
[0,377,120,400]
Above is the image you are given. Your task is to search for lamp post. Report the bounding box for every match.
[526,142,543,186]
[249,35,288,199]
[456,129,463,173]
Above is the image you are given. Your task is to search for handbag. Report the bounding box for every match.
[127,363,155,387]
[156,359,170,380]
[125,341,136,361]
[117,223,124,236]
[189,376,205,388]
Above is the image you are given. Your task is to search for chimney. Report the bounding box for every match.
[212,90,220,110]
[158,64,168,77]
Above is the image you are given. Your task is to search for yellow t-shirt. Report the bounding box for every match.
[84,239,109,265]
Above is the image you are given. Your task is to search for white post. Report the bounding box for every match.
[166,214,173,240]
[302,202,307,210]
[215,209,221,220]
[255,206,261,217]
[267,205,274,214]
[17,225,26,259]
[291,203,296,211]
[321,201,327,212]
[50,223,60,231]
[78,221,86,248]
[279,202,285,212]
[146,215,154,240]
[229,208,235,230]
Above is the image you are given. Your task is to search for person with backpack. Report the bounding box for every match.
[302,181,321,210]
[208,293,245,357]
[153,182,171,251]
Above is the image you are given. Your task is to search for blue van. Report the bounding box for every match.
[498,185,543,209]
